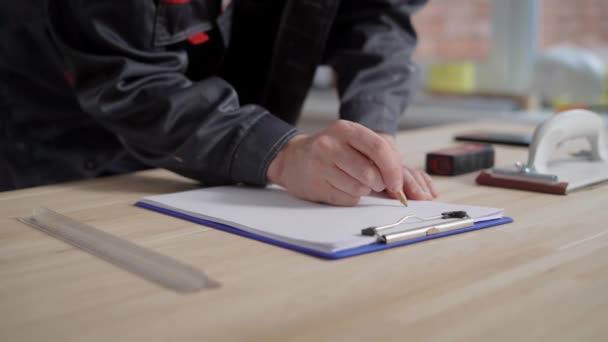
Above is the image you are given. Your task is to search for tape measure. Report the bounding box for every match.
[18,207,219,293]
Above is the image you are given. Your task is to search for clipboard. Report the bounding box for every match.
[135,201,513,259]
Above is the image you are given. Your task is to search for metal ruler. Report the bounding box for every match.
[18,207,219,293]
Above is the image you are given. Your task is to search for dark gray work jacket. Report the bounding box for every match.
[0,0,425,191]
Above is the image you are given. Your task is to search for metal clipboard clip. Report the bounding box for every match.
[361,211,475,244]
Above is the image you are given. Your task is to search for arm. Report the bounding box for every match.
[47,1,297,186]
[322,0,438,200]
[325,0,427,135]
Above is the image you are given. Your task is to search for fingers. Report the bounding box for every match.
[379,134,398,152]
[421,171,439,198]
[326,166,372,198]
[333,147,384,192]
[336,121,403,193]
[412,169,433,199]
[402,167,423,199]
[323,181,361,206]
[402,166,436,200]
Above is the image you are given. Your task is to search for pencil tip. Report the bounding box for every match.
[398,191,408,207]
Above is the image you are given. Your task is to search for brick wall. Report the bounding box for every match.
[413,0,491,60]
[542,0,608,49]
[412,0,608,61]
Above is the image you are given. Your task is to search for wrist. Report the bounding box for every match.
[267,133,308,185]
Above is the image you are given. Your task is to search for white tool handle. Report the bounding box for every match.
[528,109,608,173]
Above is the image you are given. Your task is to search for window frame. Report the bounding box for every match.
[476,0,540,94]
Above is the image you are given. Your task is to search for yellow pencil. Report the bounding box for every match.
[397,190,408,207]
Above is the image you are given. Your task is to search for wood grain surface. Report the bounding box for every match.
[1,121,607,342]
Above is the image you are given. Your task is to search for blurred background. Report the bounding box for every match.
[300,0,608,133]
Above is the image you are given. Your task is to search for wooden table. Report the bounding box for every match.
[1,122,607,342]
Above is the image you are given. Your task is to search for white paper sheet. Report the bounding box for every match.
[141,186,504,253]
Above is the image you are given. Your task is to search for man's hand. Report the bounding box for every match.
[379,134,439,201]
[267,120,403,206]
[267,120,436,206]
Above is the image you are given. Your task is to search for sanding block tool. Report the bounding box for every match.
[477,109,608,194]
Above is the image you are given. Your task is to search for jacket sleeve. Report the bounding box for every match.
[46,1,297,186]
[324,0,427,135]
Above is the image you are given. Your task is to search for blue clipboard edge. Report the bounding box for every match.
[135,201,514,260]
